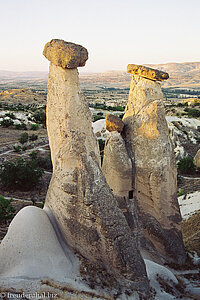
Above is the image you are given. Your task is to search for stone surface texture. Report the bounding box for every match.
[43,39,88,69]
[127,64,169,81]
[0,206,79,281]
[102,132,139,233]
[44,62,149,294]
[105,114,124,132]
[102,132,132,200]
[123,74,186,264]
[194,148,200,168]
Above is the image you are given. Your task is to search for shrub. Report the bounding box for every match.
[14,123,27,130]
[29,151,52,171]
[177,103,183,107]
[33,110,46,126]
[31,123,39,131]
[0,158,44,190]
[13,145,22,153]
[5,112,16,119]
[93,115,105,122]
[178,188,184,197]
[19,132,29,144]
[184,108,200,118]
[37,154,52,171]
[0,118,14,127]
[109,105,125,112]
[29,151,38,160]
[29,134,38,141]
[177,157,195,174]
[0,196,15,224]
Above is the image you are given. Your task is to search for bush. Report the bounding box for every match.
[177,157,195,174]
[37,155,52,171]
[5,112,16,119]
[31,123,39,130]
[29,151,52,171]
[0,118,14,127]
[33,110,46,126]
[178,188,184,197]
[13,145,22,153]
[0,158,44,190]
[14,123,27,130]
[0,196,15,224]
[29,134,38,141]
[19,132,29,144]
[184,108,200,118]
[29,151,38,160]
[93,115,105,122]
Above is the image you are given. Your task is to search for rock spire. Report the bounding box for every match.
[43,40,149,295]
[123,65,186,264]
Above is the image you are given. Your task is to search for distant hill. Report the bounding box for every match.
[0,62,200,88]
[0,70,48,79]
[147,62,200,88]
[80,62,200,88]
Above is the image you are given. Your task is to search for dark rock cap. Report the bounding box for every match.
[106,114,124,133]
[127,64,169,81]
[43,39,88,69]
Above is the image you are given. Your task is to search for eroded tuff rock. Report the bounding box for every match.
[102,132,132,200]
[43,43,149,295]
[102,132,139,233]
[105,114,124,133]
[127,64,169,81]
[43,39,88,69]
[194,148,200,168]
[123,73,186,264]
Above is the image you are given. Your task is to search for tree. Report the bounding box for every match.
[0,158,44,190]
[177,157,195,174]
[0,196,15,224]
[19,132,29,144]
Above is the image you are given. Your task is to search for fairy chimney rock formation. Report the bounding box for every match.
[105,114,124,132]
[127,64,169,81]
[102,132,132,199]
[123,64,186,264]
[43,40,149,295]
[43,39,88,68]
[194,148,200,168]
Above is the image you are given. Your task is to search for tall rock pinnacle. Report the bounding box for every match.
[123,64,186,264]
[43,40,149,295]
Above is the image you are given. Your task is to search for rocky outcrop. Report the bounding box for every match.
[105,114,124,132]
[127,64,169,81]
[43,39,88,69]
[43,40,149,295]
[123,70,186,264]
[0,206,79,281]
[194,148,200,168]
[102,132,139,234]
[102,131,132,200]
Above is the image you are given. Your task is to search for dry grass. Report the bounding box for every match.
[181,211,200,256]
[41,279,113,300]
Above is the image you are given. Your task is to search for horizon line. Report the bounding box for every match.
[0,61,200,74]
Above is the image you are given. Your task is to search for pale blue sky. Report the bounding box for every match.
[0,0,199,72]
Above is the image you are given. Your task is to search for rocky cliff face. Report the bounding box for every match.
[43,40,149,295]
[123,67,186,264]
